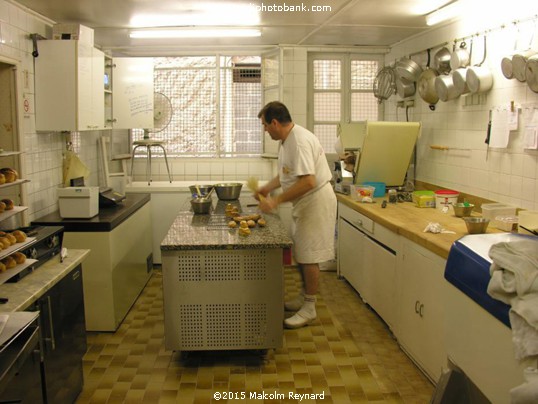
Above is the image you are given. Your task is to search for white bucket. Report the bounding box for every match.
[435,190,459,212]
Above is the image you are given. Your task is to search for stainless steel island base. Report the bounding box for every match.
[162,248,284,351]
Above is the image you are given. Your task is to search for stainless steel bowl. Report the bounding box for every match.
[213,183,242,200]
[463,217,489,234]
[190,198,212,214]
[452,203,474,217]
[189,185,214,197]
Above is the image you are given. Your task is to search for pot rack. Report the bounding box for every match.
[404,14,538,63]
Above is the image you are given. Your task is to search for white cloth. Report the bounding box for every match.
[487,238,538,360]
[278,124,333,198]
[291,183,336,264]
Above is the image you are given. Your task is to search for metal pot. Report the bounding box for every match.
[512,50,537,82]
[525,55,538,93]
[466,66,493,93]
[435,74,459,102]
[452,68,470,95]
[501,56,514,79]
[450,43,470,70]
[395,58,423,82]
[418,68,439,105]
[433,47,451,75]
[395,76,416,98]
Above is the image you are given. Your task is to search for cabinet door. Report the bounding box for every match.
[35,41,104,131]
[396,240,447,381]
[338,218,366,294]
[362,235,396,328]
[112,57,154,129]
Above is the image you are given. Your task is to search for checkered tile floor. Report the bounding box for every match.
[77,267,434,403]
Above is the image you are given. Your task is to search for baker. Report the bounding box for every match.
[255,101,337,329]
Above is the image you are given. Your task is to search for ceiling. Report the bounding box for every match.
[14,0,449,56]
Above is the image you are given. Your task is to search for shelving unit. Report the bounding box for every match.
[0,56,31,282]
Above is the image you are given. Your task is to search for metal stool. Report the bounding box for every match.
[131,139,173,185]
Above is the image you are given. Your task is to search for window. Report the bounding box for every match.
[308,54,381,153]
[132,56,263,157]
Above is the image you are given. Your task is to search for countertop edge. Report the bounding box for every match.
[0,249,90,312]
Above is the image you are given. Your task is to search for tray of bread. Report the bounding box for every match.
[0,257,38,285]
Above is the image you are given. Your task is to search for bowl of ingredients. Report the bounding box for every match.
[213,183,243,200]
[452,203,474,217]
[190,198,212,214]
[463,217,490,234]
[189,184,214,198]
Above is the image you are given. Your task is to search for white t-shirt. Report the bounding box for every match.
[278,124,332,196]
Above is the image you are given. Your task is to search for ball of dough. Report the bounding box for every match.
[257,218,267,227]
[247,220,256,228]
[239,220,249,229]
[228,220,237,228]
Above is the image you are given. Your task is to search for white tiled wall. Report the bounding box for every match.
[386,19,538,210]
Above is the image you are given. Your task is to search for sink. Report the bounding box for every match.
[444,233,536,327]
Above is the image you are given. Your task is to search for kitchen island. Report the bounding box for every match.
[161,197,292,351]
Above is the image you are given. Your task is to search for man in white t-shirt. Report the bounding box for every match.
[256,101,337,329]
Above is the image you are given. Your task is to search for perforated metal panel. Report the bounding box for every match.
[162,248,283,351]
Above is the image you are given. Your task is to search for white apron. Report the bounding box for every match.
[291,183,337,264]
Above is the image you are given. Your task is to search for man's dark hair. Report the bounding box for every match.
[258,101,293,124]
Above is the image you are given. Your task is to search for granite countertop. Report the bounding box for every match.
[161,196,293,251]
[337,194,504,259]
[0,249,90,312]
[32,193,150,232]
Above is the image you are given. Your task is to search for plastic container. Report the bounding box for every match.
[351,184,375,202]
[413,190,435,208]
[481,203,516,220]
[493,215,519,231]
[518,210,538,235]
[363,182,386,197]
[434,190,459,211]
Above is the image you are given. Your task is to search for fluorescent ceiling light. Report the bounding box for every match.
[425,0,465,26]
[130,28,261,39]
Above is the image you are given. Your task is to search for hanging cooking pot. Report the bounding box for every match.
[501,56,514,79]
[417,49,439,109]
[525,55,538,93]
[512,50,537,82]
[435,74,459,102]
[395,76,416,98]
[450,41,470,70]
[452,39,473,96]
[395,57,423,82]
[452,68,470,95]
[466,35,493,94]
[433,47,451,75]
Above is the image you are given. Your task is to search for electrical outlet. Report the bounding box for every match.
[405,100,415,107]
[397,101,405,108]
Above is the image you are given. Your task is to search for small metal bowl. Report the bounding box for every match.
[189,185,214,198]
[452,203,474,217]
[213,183,243,200]
[463,217,490,234]
[190,198,212,214]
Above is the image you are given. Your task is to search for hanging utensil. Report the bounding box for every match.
[373,66,395,103]
[450,41,470,70]
[395,57,423,82]
[525,55,538,93]
[466,35,493,94]
[433,47,451,75]
[453,38,473,96]
[418,49,439,109]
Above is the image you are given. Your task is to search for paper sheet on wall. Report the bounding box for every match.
[489,109,510,148]
[508,109,519,131]
[524,109,538,150]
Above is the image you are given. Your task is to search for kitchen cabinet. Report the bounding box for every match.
[337,202,398,329]
[105,56,154,129]
[33,264,86,404]
[395,238,447,382]
[35,40,105,131]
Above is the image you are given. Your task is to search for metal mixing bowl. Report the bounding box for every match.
[463,217,489,234]
[189,185,214,197]
[213,183,243,200]
[452,203,474,217]
[190,198,212,214]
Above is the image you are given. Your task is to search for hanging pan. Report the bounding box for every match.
[525,55,538,93]
[452,39,473,96]
[433,47,452,75]
[417,49,439,109]
[466,35,493,94]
